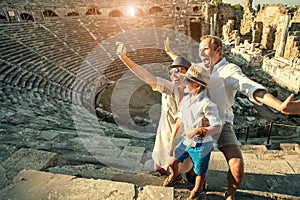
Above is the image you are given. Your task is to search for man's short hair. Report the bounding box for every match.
[200,35,222,50]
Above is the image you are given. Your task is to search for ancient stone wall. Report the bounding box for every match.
[284,6,300,58]
[240,3,300,57]
[240,0,254,35]
[234,3,300,92]
[215,4,241,35]
[0,0,239,41]
[0,0,169,22]
[292,5,300,21]
[262,57,300,93]
[255,5,288,51]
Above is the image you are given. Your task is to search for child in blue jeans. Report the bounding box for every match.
[163,64,222,200]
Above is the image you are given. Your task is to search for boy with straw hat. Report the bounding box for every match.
[163,64,222,200]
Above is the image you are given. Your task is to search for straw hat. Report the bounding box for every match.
[183,64,210,87]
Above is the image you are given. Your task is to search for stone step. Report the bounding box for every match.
[120,145,145,163]
[0,169,174,200]
[0,148,58,182]
[0,147,299,199]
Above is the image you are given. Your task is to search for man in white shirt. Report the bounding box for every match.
[165,35,300,200]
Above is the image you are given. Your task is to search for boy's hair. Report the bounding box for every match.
[197,84,206,94]
[200,35,223,51]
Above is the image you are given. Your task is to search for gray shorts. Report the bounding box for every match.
[216,123,240,149]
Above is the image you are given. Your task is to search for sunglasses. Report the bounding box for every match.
[168,67,182,76]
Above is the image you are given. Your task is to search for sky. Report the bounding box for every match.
[222,0,299,6]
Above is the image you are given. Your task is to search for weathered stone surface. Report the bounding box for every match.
[40,130,59,141]
[1,170,136,200]
[138,185,173,200]
[280,143,300,152]
[287,160,300,174]
[1,148,58,181]
[0,170,176,200]
[47,165,163,186]
[0,148,300,199]
[207,151,228,173]
[241,144,268,152]
[244,158,294,174]
[262,58,300,93]
[120,146,145,162]
[0,164,7,189]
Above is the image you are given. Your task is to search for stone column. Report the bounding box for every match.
[210,16,213,35]
[31,11,36,22]
[276,14,291,57]
[213,13,217,36]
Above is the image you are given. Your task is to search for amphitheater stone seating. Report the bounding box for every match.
[16,71,33,88]
[43,19,98,55]
[9,68,26,87]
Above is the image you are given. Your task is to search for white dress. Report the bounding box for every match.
[151,77,192,171]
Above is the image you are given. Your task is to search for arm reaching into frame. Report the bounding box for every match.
[116,41,157,88]
[254,90,300,115]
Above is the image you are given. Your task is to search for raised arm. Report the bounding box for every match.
[116,42,157,88]
[254,90,300,115]
[164,37,178,61]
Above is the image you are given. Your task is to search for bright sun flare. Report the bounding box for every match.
[129,7,135,17]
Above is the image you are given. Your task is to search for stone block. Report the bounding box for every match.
[93,154,145,173]
[1,170,136,200]
[1,148,58,181]
[208,152,228,172]
[241,144,268,152]
[287,160,300,174]
[280,143,300,152]
[120,146,145,163]
[40,130,59,141]
[244,159,295,174]
[138,185,173,200]
[242,152,258,161]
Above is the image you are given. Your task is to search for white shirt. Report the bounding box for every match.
[179,92,222,144]
[207,58,267,124]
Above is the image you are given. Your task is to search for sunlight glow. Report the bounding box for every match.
[129,6,135,17]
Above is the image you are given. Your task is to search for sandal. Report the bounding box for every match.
[163,174,182,187]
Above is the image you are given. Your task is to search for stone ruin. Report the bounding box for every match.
[223,0,300,93]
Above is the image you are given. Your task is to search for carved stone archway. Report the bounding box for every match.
[109,10,123,17]
[86,7,102,15]
[43,9,58,18]
[149,6,163,15]
[20,13,34,21]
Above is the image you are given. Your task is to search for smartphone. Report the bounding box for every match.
[117,43,124,54]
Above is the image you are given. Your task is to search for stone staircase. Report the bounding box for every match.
[0,144,299,200]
